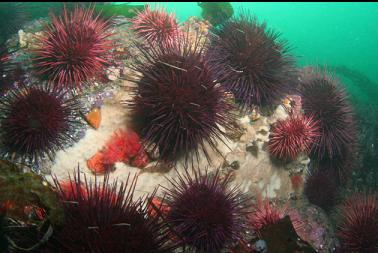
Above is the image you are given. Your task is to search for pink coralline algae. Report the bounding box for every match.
[87,129,149,174]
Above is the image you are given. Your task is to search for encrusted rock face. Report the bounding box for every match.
[226,103,310,200]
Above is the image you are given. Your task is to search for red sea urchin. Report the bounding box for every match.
[0,84,81,162]
[249,198,285,232]
[162,169,251,253]
[299,69,357,175]
[206,11,297,111]
[130,5,180,47]
[268,115,320,161]
[128,32,235,164]
[337,193,378,253]
[248,198,304,234]
[48,170,175,253]
[32,6,114,90]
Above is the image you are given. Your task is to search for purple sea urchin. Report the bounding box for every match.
[337,193,378,252]
[130,5,180,47]
[48,170,175,253]
[304,169,339,211]
[162,169,251,252]
[299,69,357,176]
[206,11,297,111]
[128,32,235,164]
[32,6,115,90]
[0,84,81,162]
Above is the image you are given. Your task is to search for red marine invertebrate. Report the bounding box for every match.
[304,169,339,211]
[48,170,175,253]
[162,169,251,252]
[206,10,297,111]
[86,129,149,174]
[337,193,378,253]
[130,5,179,46]
[268,115,320,161]
[32,6,114,90]
[128,32,235,164]
[249,198,284,231]
[0,84,82,162]
[299,69,357,176]
[102,129,142,164]
[249,198,304,236]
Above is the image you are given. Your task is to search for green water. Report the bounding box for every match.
[126,2,378,103]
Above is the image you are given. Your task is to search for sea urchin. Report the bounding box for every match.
[128,32,235,164]
[130,5,180,47]
[162,169,251,252]
[206,11,296,111]
[299,69,357,174]
[268,115,320,161]
[0,84,81,162]
[337,193,378,252]
[49,170,175,253]
[32,6,114,90]
[304,169,339,211]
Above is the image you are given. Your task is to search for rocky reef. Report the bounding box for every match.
[0,3,375,253]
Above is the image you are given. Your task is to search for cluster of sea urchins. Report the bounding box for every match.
[206,11,297,112]
[299,69,357,176]
[128,32,235,164]
[130,5,180,47]
[47,170,175,253]
[336,193,378,253]
[32,6,114,90]
[0,84,81,162]
[268,115,320,161]
[161,169,251,252]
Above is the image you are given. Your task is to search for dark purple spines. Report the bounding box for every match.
[299,69,357,177]
[128,32,235,164]
[0,84,81,162]
[304,169,339,211]
[206,11,297,111]
[162,169,251,252]
[49,170,175,253]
